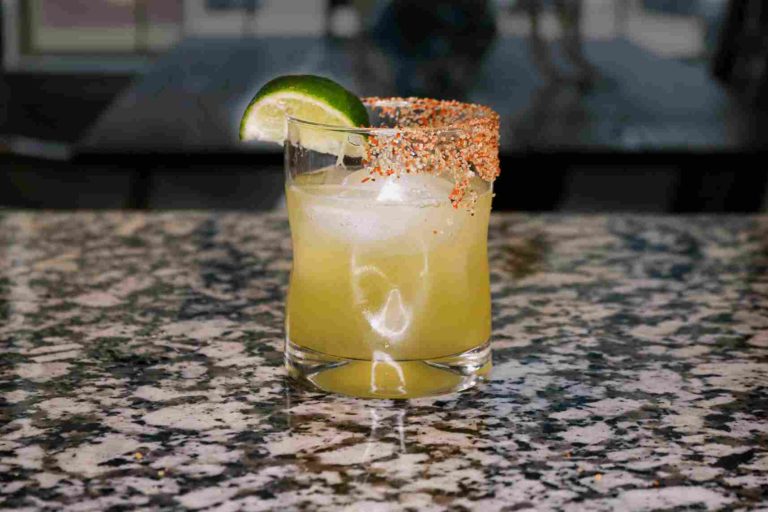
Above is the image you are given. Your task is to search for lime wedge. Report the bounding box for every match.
[239,75,369,155]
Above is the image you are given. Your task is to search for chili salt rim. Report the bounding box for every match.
[289,97,500,208]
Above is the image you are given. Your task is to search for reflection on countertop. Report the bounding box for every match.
[1,212,767,510]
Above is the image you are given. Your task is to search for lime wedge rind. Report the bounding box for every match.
[239,75,369,157]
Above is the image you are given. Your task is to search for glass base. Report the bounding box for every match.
[285,340,491,399]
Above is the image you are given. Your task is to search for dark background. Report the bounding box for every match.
[1,0,767,212]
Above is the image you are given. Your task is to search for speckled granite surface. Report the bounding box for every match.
[1,212,767,511]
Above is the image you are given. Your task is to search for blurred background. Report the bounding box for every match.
[1,0,766,211]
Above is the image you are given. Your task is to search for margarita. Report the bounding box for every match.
[240,77,499,398]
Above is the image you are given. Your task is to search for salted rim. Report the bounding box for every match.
[289,97,500,209]
[287,97,499,134]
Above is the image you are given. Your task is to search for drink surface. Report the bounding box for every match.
[286,167,492,371]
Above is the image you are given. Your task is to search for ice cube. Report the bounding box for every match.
[298,169,455,248]
[342,170,453,205]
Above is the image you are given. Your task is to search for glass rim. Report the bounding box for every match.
[286,96,498,135]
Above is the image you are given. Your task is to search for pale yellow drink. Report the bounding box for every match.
[285,168,492,398]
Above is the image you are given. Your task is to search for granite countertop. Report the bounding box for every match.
[1,212,767,511]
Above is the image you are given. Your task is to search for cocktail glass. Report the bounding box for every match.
[284,97,499,399]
